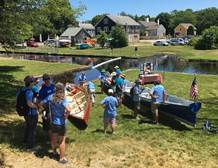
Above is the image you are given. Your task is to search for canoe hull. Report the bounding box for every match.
[66,84,91,130]
[123,92,201,126]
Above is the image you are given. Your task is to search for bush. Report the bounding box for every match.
[194,26,218,50]
[111,26,128,48]
[187,36,200,46]
[97,31,108,48]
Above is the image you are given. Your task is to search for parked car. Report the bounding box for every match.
[169,38,185,46]
[153,40,169,46]
[26,38,38,47]
[44,39,57,47]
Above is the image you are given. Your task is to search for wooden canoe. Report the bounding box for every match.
[65,83,91,130]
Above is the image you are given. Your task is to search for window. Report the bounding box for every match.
[97,27,101,33]
[104,18,108,24]
[104,26,109,32]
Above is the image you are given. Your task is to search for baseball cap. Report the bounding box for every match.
[42,74,50,81]
[24,75,35,84]
[108,89,114,94]
[114,65,119,69]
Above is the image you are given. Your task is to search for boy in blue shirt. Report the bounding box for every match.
[39,74,55,132]
[101,89,118,134]
[150,81,167,124]
[87,81,96,106]
[21,76,38,150]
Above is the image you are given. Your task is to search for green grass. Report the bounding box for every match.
[0,59,218,167]
[0,58,81,114]
[1,44,218,61]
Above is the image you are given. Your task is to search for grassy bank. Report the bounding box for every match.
[0,59,218,167]
[1,44,218,61]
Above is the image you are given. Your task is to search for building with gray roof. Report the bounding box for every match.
[95,15,140,43]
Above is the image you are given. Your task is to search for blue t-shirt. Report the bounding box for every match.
[49,98,69,126]
[101,96,118,118]
[115,69,122,75]
[87,81,95,90]
[39,83,55,101]
[24,87,38,116]
[133,84,142,102]
[151,84,165,103]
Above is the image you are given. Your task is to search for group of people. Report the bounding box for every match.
[17,65,166,164]
[17,74,69,164]
[99,65,167,125]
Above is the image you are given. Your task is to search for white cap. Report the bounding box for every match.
[108,89,114,93]
[111,72,116,76]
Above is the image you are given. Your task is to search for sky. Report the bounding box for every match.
[70,0,218,21]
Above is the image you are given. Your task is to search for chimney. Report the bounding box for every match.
[157,19,160,25]
[146,17,149,22]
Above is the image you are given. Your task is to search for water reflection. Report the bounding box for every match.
[1,54,218,75]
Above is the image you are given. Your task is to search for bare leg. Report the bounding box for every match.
[51,133,58,152]
[59,136,66,160]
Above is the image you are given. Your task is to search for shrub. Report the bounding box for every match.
[97,31,108,48]
[111,26,128,48]
[194,26,218,50]
[187,36,200,46]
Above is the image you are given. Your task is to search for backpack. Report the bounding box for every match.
[16,88,29,116]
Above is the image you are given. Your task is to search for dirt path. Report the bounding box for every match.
[1,138,217,168]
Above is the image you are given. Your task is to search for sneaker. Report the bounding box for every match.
[59,158,68,164]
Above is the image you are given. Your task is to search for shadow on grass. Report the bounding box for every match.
[0,66,24,114]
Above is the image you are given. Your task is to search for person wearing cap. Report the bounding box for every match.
[150,81,166,124]
[21,75,39,150]
[40,82,71,164]
[132,79,143,118]
[39,74,55,134]
[114,65,122,75]
[114,73,124,104]
[99,69,107,93]
[101,89,118,134]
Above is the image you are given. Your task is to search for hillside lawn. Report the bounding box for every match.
[0,58,218,168]
[1,44,218,61]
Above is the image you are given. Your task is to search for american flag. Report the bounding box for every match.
[190,76,198,101]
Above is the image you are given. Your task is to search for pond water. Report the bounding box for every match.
[1,54,218,75]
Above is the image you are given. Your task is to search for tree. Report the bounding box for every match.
[111,26,128,48]
[155,12,171,35]
[97,31,108,48]
[39,0,85,36]
[169,9,197,35]
[196,8,218,34]
[0,0,33,48]
[195,26,218,50]
[91,14,105,26]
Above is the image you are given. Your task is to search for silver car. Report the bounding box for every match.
[153,40,169,46]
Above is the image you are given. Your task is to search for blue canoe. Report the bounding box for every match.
[122,81,201,127]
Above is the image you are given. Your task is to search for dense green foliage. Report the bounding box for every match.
[111,26,128,48]
[195,26,218,50]
[91,14,105,26]
[97,31,108,48]
[0,0,85,47]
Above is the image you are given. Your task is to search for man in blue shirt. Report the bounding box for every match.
[114,74,124,104]
[39,74,55,131]
[22,76,38,150]
[101,89,118,134]
[150,81,166,124]
[132,79,143,118]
